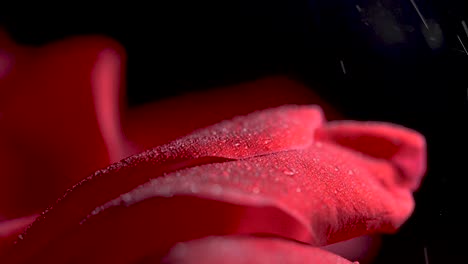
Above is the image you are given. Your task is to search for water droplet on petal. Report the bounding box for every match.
[121,193,132,203]
[252,187,260,194]
[172,243,188,258]
[334,166,340,172]
[283,169,296,176]
[190,185,199,193]
[211,184,222,195]
[296,187,302,193]
[234,142,241,147]
[348,170,354,175]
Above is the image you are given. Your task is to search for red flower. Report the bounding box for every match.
[0,29,426,263]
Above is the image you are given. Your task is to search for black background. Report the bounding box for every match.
[1,1,467,263]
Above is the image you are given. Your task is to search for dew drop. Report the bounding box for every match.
[348,170,354,175]
[211,184,222,195]
[334,166,340,172]
[234,142,241,147]
[190,185,199,194]
[121,193,132,203]
[283,169,296,176]
[172,243,188,258]
[296,187,302,193]
[252,187,260,194]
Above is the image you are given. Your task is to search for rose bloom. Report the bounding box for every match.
[0,30,426,264]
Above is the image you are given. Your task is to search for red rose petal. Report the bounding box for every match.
[315,121,426,190]
[7,119,425,263]
[0,30,131,219]
[160,236,356,264]
[0,29,426,263]
[4,106,322,263]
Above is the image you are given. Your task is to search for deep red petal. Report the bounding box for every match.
[0,30,130,219]
[4,106,322,263]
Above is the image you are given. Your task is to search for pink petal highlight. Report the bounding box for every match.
[161,236,356,264]
[0,215,37,254]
